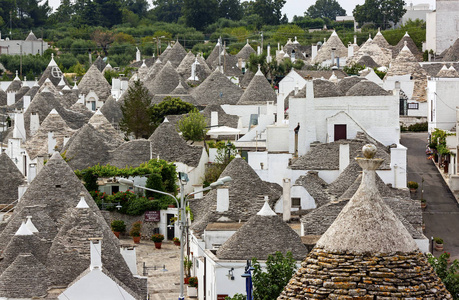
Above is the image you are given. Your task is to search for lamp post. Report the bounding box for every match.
[119,174,232,300]
[241,260,255,300]
[16,42,22,78]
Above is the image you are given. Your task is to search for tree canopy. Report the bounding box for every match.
[353,0,406,30]
[149,96,196,127]
[120,80,154,139]
[306,0,346,20]
[178,110,207,141]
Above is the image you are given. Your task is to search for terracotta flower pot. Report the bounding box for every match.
[155,242,162,249]
[435,243,444,251]
[133,236,141,244]
[174,241,180,246]
[113,231,120,238]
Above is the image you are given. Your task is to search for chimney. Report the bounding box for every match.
[23,95,31,110]
[257,45,261,55]
[120,244,137,275]
[89,238,103,270]
[48,131,56,154]
[331,47,336,66]
[283,178,291,222]
[354,35,357,45]
[267,44,272,63]
[216,188,229,212]
[63,136,70,147]
[28,163,37,183]
[311,45,318,60]
[348,44,354,58]
[18,183,28,201]
[136,47,141,62]
[13,112,26,141]
[306,79,314,99]
[394,81,401,96]
[277,92,285,125]
[30,112,39,135]
[211,111,218,128]
[339,144,350,173]
[77,93,85,104]
[7,92,15,106]
[193,185,204,199]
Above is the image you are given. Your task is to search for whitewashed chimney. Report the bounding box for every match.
[77,93,85,104]
[18,183,28,201]
[283,178,291,222]
[339,144,350,173]
[23,95,31,110]
[216,188,229,212]
[13,112,26,141]
[348,44,354,58]
[28,163,37,183]
[7,91,15,106]
[277,92,285,125]
[30,112,39,135]
[311,45,318,60]
[257,45,261,55]
[306,79,314,99]
[193,185,204,199]
[211,111,218,128]
[48,131,56,154]
[120,244,137,275]
[89,238,103,270]
[63,136,70,147]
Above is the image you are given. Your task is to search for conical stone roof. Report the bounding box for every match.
[206,41,223,65]
[237,68,277,105]
[240,69,255,89]
[393,32,422,60]
[0,153,25,204]
[6,76,22,93]
[216,202,307,260]
[78,64,112,101]
[88,110,124,147]
[191,69,243,106]
[202,104,239,128]
[190,157,281,237]
[350,38,391,67]
[346,81,391,96]
[149,121,202,167]
[147,61,182,95]
[24,109,75,159]
[0,88,6,106]
[356,54,380,68]
[100,95,123,125]
[442,38,459,62]
[372,29,390,49]
[278,146,452,299]
[437,65,459,77]
[93,56,107,73]
[107,139,151,168]
[236,42,256,60]
[25,30,38,41]
[161,41,187,68]
[38,62,68,87]
[177,52,212,83]
[312,31,347,64]
[336,76,365,95]
[0,254,50,298]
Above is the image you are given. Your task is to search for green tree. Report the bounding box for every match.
[252,0,286,25]
[252,251,297,300]
[151,0,184,22]
[306,0,345,20]
[182,0,219,30]
[149,97,196,128]
[120,80,154,139]
[353,0,406,30]
[428,253,459,299]
[177,110,207,141]
[218,0,243,21]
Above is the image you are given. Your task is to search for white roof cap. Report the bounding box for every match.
[25,216,39,233]
[257,199,277,216]
[15,221,33,236]
[76,193,90,209]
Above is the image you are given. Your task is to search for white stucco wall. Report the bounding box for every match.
[426,11,437,52]
[288,84,399,156]
[248,152,293,186]
[204,230,237,250]
[430,0,459,54]
[427,78,459,133]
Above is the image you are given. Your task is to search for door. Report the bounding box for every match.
[334,124,347,141]
[167,213,175,240]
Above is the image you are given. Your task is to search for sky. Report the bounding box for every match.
[47,0,437,22]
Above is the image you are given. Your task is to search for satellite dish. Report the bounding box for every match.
[51,67,62,78]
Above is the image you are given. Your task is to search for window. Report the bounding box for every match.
[334,124,347,141]
[291,197,301,208]
[407,102,419,110]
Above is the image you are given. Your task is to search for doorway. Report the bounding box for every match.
[334,124,347,141]
[166,213,175,240]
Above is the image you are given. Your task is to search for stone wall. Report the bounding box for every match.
[101,211,160,239]
[400,116,427,128]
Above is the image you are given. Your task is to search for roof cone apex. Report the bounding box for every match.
[316,146,418,254]
[331,30,338,37]
[15,221,33,236]
[76,194,90,208]
[257,200,277,216]
[25,216,39,233]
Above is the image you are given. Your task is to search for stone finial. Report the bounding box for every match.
[362,144,377,159]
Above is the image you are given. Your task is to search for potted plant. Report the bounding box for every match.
[434,237,444,251]
[151,233,165,249]
[407,181,418,193]
[130,221,142,244]
[111,220,126,238]
[187,276,198,298]
[184,257,192,283]
[420,199,427,210]
[173,237,180,246]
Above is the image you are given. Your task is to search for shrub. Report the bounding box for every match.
[188,276,198,287]
[434,237,444,244]
[111,220,126,232]
[151,233,164,242]
[173,237,180,243]
[408,122,428,132]
[129,221,142,237]
[407,181,418,189]
[427,252,459,297]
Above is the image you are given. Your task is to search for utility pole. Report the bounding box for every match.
[261,31,263,54]
[9,11,12,39]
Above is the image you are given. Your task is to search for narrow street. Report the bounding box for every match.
[401,132,459,259]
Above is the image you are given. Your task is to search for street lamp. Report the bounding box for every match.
[16,42,22,78]
[241,260,255,300]
[118,174,232,300]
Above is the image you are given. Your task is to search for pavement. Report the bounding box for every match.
[120,238,191,300]
[401,132,459,260]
